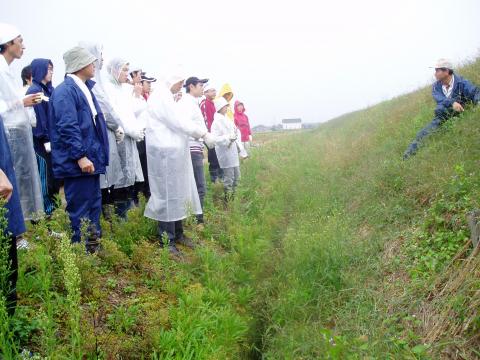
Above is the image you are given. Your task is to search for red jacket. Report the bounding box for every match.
[234,101,251,142]
[200,97,216,131]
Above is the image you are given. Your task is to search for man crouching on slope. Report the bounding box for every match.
[403,59,480,159]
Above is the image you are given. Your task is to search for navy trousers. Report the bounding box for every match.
[158,220,184,244]
[404,106,455,158]
[64,174,102,243]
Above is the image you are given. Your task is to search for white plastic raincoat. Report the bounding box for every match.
[143,75,208,222]
[0,55,43,220]
[104,58,144,189]
[79,42,123,189]
[177,92,208,152]
[211,112,245,168]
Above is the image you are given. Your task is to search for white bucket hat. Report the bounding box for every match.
[63,46,97,74]
[0,23,21,45]
[214,97,229,112]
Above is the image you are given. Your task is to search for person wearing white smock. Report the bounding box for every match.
[211,97,247,196]
[104,58,145,218]
[177,76,209,224]
[142,73,216,255]
[78,42,125,215]
[0,23,44,222]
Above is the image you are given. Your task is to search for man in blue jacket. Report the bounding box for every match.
[49,47,109,252]
[27,58,61,216]
[0,115,25,316]
[404,59,480,159]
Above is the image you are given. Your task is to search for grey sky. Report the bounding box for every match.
[3,0,480,126]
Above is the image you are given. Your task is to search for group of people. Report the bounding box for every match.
[0,23,253,315]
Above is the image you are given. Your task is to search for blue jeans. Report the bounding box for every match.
[404,106,455,159]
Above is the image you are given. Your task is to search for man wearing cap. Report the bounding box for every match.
[141,73,156,101]
[403,59,480,159]
[178,77,210,225]
[0,23,44,226]
[49,46,109,252]
[201,83,223,183]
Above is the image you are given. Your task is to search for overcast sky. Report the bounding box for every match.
[3,0,480,126]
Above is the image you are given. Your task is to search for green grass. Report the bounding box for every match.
[1,60,479,359]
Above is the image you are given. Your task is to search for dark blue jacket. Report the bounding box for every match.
[26,58,53,154]
[49,76,109,179]
[0,116,26,237]
[432,75,480,111]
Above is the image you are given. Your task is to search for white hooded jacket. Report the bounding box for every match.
[78,42,123,189]
[211,112,244,169]
[103,58,144,189]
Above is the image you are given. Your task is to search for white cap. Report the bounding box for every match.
[129,65,142,73]
[431,58,453,70]
[204,82,217,92]
[214,97,229,112]
[0,23,21,45]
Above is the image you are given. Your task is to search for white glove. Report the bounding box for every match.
[229,133,237,142]
[115,126,125,143]
[44,142,51,153]
[137,128,146,142]
[203,132,217,149]
[249,135,253,142]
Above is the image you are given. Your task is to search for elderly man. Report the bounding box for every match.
[49,47,109,252]
[403,59,480,159]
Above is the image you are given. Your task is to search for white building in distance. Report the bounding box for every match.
[282,118,302,130]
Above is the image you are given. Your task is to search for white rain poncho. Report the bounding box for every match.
[177,92,208,152]
[211,112,244,168]
[142,75,207,222]
[0,55,43,220]
[78,42,123,189]
[104,58,144,189]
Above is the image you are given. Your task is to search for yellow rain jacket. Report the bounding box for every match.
[217,83,234,120]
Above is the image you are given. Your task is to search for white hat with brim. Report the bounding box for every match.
[430,58,453,70]
[204,82,217,92]
[214,97,229,112]
[0,23,21,45]
[63,46,97,74]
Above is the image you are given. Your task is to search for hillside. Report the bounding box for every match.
[1,60,479,359]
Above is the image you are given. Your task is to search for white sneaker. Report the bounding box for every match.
[49,230,65,239]
[16,238,30,250]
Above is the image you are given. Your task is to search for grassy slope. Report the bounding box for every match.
[238,60,480,359]
[0,60,479,359]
